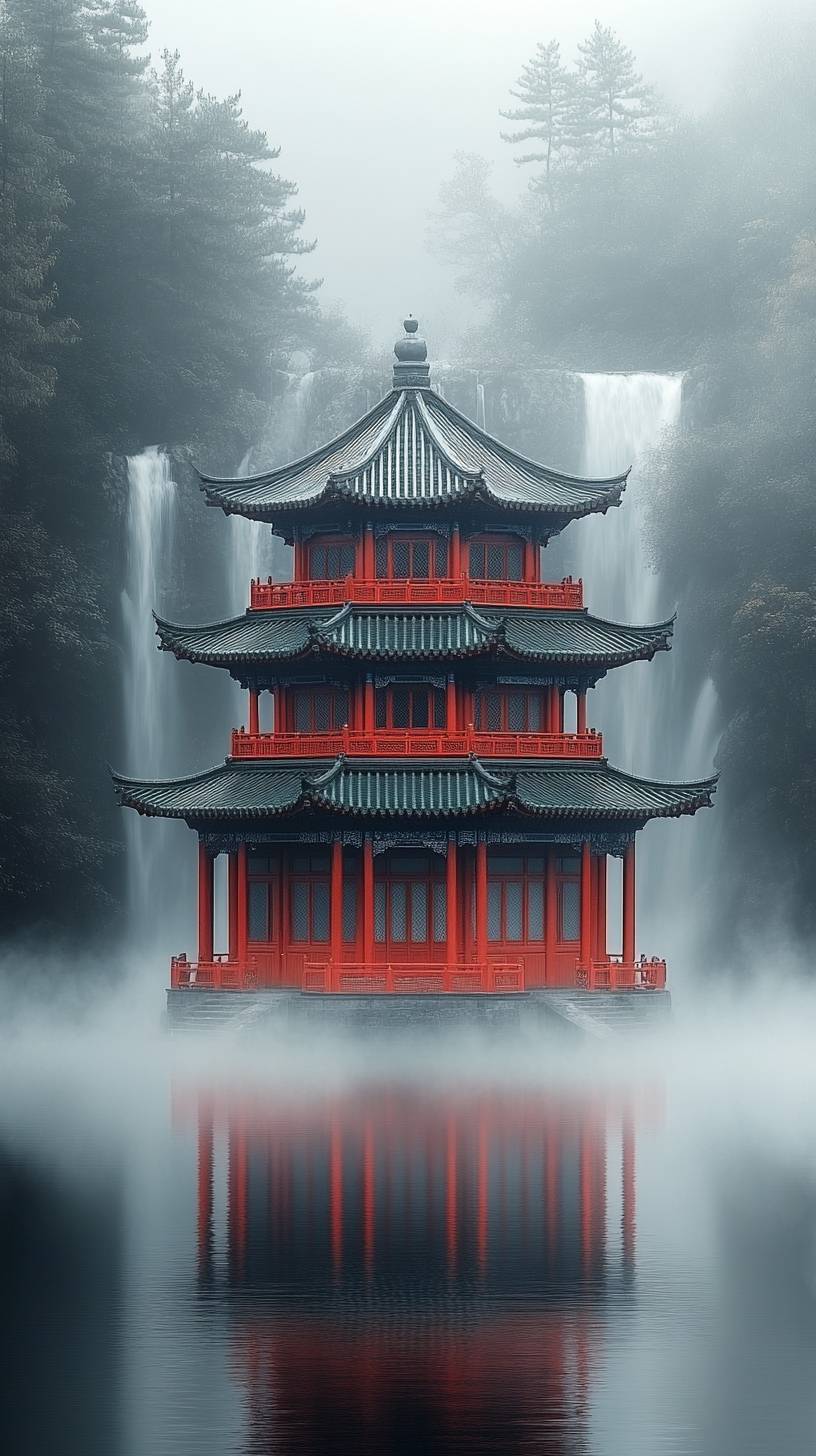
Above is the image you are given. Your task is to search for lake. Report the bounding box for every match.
[1,994,814,1455]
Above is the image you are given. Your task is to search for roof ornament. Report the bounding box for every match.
[393,315,431,390]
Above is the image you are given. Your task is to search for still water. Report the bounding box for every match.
[2,1001,815,1456]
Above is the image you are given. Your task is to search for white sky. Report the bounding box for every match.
[146,0,792,349]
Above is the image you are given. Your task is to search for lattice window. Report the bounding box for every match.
[375,532,446,581]
[290,878,330,943]
[487,881,502,942]
[374,882,386,943]
[309,538,355,580]
[292,688,348,733]
[248,881,270,942]
[507,692,525,732]
[528,879,545,941]
[476,689,546,732]
[343,881,357,943]
[469,535,525,582]
[411,882,428,943]
[485,853,548,944]
[505,882,523,941]
[432,882,447,943]
[291,882,309,942]
[376,685,445,730]
[390,883,407,941]
[312,882,330,942]
[560,881,580,942]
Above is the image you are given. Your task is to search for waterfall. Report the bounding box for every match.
[575,374,721,973]
[120,448,188,947]
[227,373,317,613]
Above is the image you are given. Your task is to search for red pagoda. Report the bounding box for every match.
[114,319,716,1010]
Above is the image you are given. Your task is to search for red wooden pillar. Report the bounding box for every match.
[445,1116,458,1271]
[591,856,600,960]
[558,689,565,732]
[330,1117,343,1275]
[248,688,259,736]
[363,523,375,578]
[364,674,375,731]
[523,537,538,583]
[576,689,587,734]
[197,1109,214,1276]
[446,674,457,731]
[228,851,238,961]
[545,847,558,984]
[362,834,375,966]
[293,536,305,581]
[623,840,636,965]
[596,854,607,959]
[622,1113,636,1269]
[198,841,214,964]
[548,685,560,733]
[475,840,488,968]
[450,523,461,579]
[580,842,592,974]
[446,836,458,971]
[355,530,365,579]
[237,843,248,967]
[331,839,343,984]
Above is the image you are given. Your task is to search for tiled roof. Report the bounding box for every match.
[198,389,627,522]
[155,603,673,669]
[113,756,716,823]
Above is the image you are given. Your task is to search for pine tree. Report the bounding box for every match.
[0,9,71,461]
[576,22,658,158]
[500,40,579,203]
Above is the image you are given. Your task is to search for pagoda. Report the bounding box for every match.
[114,318,716,1005]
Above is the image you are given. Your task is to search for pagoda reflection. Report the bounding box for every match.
[185,1087,641,1454]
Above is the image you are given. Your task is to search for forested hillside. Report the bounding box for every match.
[0,0,339,932]
[435,21,816,951]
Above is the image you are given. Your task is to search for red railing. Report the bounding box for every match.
[580,958,668,991]
[170,954,664,993]
[171,955,246,990]
[229,726,603,760]
[303,962,525,995]
[249,576,584,611]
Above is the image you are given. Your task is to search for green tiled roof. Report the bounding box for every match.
[155,603,673,669]
[112,756,716,824]
[198,387,627,524]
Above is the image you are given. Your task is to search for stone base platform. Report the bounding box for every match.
[166,987,671,1037]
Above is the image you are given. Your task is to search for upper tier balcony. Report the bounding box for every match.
[249,575,584,612]
[229,726,604,760]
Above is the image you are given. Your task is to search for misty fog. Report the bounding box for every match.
[1,0,816,1451]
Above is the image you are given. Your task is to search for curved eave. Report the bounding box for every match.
[111,756,718,824]
[154,608,675,672]
[199,474,626,522]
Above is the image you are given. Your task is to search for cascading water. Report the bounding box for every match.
[121,448,189,948]
[575,374,721,972]
[227,371,317,614]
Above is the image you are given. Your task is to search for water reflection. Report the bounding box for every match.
[180,1086,642,1454]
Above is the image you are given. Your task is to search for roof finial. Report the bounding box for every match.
[393,314,430,389]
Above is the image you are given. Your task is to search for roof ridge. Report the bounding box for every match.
[413,390,485,482]
[425,387,631,491]
[326,392,409,483]
[197,389,399,488]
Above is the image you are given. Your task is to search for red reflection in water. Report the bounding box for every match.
[181,1086,644,1455]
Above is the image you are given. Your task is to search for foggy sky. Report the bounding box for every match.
[148,0,803,350]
